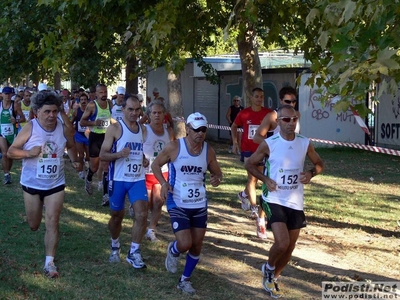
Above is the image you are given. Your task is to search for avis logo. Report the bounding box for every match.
[180,166,203,173]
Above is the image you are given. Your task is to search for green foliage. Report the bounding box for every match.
[305,0,400,117]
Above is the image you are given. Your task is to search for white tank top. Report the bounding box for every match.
[109,120,145,182]
[143,124,170,174]
[111,104,123,122]
[21,119,67,190]
[167,138,208,209]
[261,133,309,210]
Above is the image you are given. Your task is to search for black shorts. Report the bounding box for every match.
[88,132,105,157]
[261,200,306,230]
[22,184,65,201]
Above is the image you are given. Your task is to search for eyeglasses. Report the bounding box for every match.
[190,126,207,133]
[278,116,299,123]
[283,99,297,104]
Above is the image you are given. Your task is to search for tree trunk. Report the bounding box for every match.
[167,72,185,138]
[54,72,61,91]
[126,56,138,94]
[237,24,262,107]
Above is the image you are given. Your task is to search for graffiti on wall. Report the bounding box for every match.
[308,90,356,125]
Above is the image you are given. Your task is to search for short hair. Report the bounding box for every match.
[146,100,166,117]
[80,93,89,101]
[31,91,62,113]
[279,86,297,100]
[233,95,241,102]
[277,104,296,118]
[252,87,264,95]
[122,95,140,108]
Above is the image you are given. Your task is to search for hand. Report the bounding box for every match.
[210,174,222,187]
[160,182,172,200]
[300,171,312,184]
[95,119,102,126]
[28,146,41,158]
[264,177,277,192]
[119,147,130,158]
[9,116,16,125]
[143,157,149,168]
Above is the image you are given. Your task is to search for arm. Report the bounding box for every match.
[99,123,130,162]
[231,122,240,154]
[300,142,325,184]
[245,141,276,192]
[14,102,26,123]
[207,146,223,187]
[7,122,41,160]
[253,111,277,145]
[80,102,97,127]
[225,107,232,124]
[139,114,148,124]
[165,112,174,128]
[151,140,179,200]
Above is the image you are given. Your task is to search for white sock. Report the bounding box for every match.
[147,228,154,234]
[111,238,120,248]
[241,191,248,197]
[180,275,189,282]
[130,242,139,254]
[45,256,54,267]
[266,263,275,270]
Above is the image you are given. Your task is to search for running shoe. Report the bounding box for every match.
[238,191,250,211]
[109,247,121,263]
[4,174,11,185]
[126,250,146,269]
[261,264,283,298]
[102,194,110,207]
[257,219,267,239]
[249,205,259,220]
[85,177,93,195]
[177,279,196,295]
[43,262,59,279]
[146,229,160,242]
[165,242,180,273]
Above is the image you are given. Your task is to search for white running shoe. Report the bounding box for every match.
[238,191,250,211]
[165,242,180,273]
[146,229,160,242]
[177,279,196,295]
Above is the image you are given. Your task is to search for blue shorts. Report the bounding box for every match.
[109,180,148,211]
[168,206,207,233]
[74,132,89,146]
[242,151,265,166]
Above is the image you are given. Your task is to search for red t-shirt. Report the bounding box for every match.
[234,107,272,152]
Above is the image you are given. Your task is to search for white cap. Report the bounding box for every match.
[18,86,24,92]
[117,86,126,95]
[38,83,48,91]
[186,112,208,129]
[11,95,16,101]
[137,93,144,101]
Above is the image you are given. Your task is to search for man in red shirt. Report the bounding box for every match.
[231,87,272,239]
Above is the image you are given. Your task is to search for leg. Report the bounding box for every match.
[131,200,148,243]
[267,222,291,267]
[23,191,44,231]
[0,138,12,182]
[148,183,164,230]
[274,229,300,277]
[108,209,125,240]
[43,190,65,257]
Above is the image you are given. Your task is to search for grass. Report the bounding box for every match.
[0,142,399,299]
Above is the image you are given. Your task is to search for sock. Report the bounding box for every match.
[103,172,108,195]
[182,252,200,278]
[170,241,180,256]
[130,242,139,254]
[240,191,248,198]
[111,238,120,248]
[45,256,54,267]
[87,168,94,181]
[180,275,189,282]
[266,263,275,270]
[147,228,154,235]
[4,173,9,176]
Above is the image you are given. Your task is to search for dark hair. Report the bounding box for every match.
[252,87,264,95]
[31,91,62,113]
[279,86,297,100]
[80,93,89,101]
[122,95,140,108]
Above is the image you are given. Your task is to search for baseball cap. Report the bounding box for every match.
[153,87,159,93]
[2,86,13,94]
[18,86,25,92]
[38,83,48,91]
[186,112,208,129]
[117,86,126,95]
[137,93,144,102]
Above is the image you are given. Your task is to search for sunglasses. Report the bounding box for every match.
[190,126,207,133]
[278,116,299,123]
[283,99,297,104]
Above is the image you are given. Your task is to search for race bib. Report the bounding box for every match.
[36,157,60,179]
[123,157,143,179]
[77,121,86,133]
[248,124,259,140]
[276,168,300,191]
[180,181,206,204]
[1,123,14,136]
[95,118,110,130]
